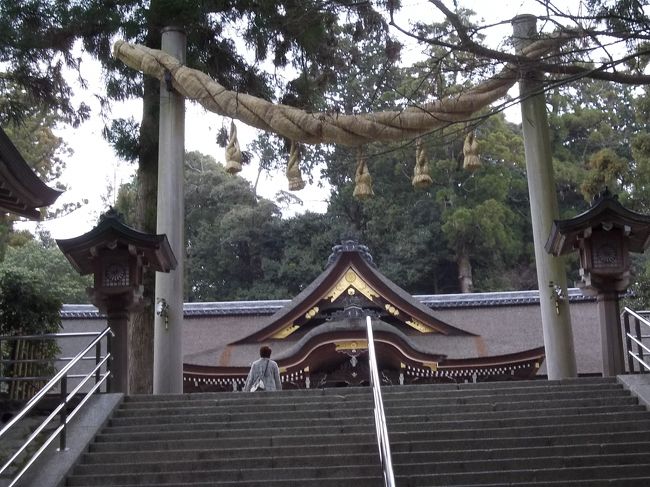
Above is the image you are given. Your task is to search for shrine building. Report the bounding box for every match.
[61,241,601,392]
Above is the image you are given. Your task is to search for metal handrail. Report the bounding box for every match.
[0,327,113,487]
[366,316,396,487]
[622,307,650,373]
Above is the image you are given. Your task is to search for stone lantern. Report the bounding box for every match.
[56,208,177,392]
[546,189,650,376]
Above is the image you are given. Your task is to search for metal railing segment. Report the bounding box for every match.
[0,327,112,487]
[366,316,396,487]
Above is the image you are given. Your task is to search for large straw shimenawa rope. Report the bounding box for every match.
[113,34,568,147]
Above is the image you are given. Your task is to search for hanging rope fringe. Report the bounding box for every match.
[225,121,242,174]
[113,34,569,146]
[463,132,481,171]
[353,149,374,200]
[286,141,306,191]
[412,138,433,189]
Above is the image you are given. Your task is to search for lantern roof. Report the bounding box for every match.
[546,189,650,256]
[56,208,177,275]
[0,127,62,219]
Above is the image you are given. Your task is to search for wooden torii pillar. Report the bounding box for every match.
[512,15,577,379]
[153,27,186,394]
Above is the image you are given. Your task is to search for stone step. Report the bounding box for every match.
[88,431,375,452]
[80,441,378,464]
[73,451,380,475]
[122,387,371,403]
[382,382,625,400]
[65,463,382,486]
[401,463,650,486]
[387,403,644,423]
[393,452,650,475]
[105,412,374,433]
[386,394,639,412]
[384,377,617,393]
[119,393,372,413]
[382,389,632,409]
[416,478,650,487]
[387,410,650,432]
[66,477,385,487]
[93,421,375,444]
[392,440,650,462]
[390,429,650,452]
[388,419,650,441]
[109,404,373,424]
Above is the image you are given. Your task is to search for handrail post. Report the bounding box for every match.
[624,312,634,372]
[106,331,113,391]
[635,316,645,374]
[95,340,101,386]
[58,376,68,452]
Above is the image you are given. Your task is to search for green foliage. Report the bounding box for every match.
[0,238,91,304]
[547,79,650,293]
[580,148,628,200]
[0,268,62,336]
[0,0,93,126]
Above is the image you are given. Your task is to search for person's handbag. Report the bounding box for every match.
[250,377,265,392]
[250,359,270,392]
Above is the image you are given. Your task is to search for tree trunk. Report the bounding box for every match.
[127,72,160,394]
[457,251,473,293]
[0,214,11,261]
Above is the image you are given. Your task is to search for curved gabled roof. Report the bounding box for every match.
[235,241,474,344]
[56,208,177,275]
[0,127,62,219]
[546,189,650,255]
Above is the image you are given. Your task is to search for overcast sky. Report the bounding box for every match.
[18,0,558,240]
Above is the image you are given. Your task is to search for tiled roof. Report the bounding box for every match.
[60,288,595,319]
[415,288,595,309]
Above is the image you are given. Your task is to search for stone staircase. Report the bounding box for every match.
[386,377,650,486]
[65,388,382,486]
[63,377,650,486]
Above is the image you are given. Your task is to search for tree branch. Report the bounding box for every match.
[387,1,650,85]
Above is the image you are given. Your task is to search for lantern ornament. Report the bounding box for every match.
[56,208,177,392]
[546,189,650,376]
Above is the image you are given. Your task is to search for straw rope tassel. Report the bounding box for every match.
[286,141,306,191]
[412,138,433,189]
[463,132,481,171]
[353,149,374,200]
[225,121,242,174]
